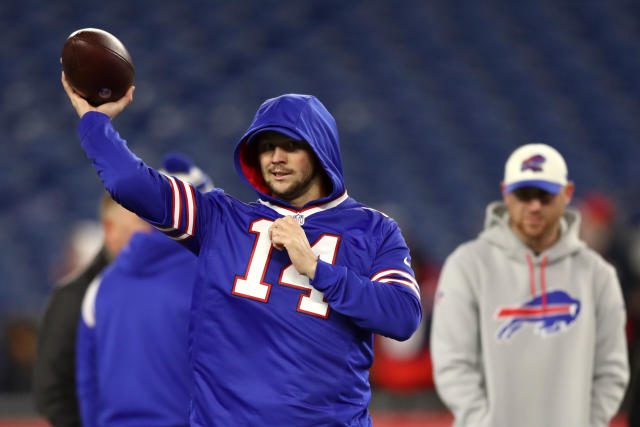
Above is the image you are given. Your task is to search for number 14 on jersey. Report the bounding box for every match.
[232,219,341,318]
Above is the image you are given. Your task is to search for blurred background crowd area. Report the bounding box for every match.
[2,0,640,421]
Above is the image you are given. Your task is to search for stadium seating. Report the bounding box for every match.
[2,0,640,322]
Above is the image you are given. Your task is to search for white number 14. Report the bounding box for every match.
[232,219,341,318]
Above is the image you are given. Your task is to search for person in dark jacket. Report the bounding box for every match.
[33,193,149,427]
[33,153,212,427]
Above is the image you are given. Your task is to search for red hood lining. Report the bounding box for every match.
[238,140,270,195]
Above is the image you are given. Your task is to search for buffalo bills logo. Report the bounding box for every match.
[521,155,546,172]
[495,290,580,340]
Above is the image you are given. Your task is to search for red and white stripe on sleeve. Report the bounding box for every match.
[154,176,197,241]
[371,269,421,299]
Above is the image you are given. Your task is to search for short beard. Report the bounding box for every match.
[511,218,561,253]
[268,169,318,204]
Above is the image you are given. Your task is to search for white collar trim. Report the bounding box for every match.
[258,191,349,219]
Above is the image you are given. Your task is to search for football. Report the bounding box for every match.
[61,28,134,106]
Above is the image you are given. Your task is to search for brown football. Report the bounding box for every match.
[61,28,134,106]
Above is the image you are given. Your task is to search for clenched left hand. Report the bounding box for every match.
[269,216,318,279]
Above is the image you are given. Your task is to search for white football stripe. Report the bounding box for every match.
[81,274,103,328]
[152,223,191,240]
[170,231,192,241]
[377,278,421,298]
[167,176,182,230]
[187,184,195,235]
[177,177,195,237]
[371,269,418,286]
[153,176,195,240]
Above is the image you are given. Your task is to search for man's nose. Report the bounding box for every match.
[526,198,542,210]
[271,146,287,163]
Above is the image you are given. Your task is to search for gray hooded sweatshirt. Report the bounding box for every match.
[431,202,629,427]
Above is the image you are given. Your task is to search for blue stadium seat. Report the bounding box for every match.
[2,0,640,318]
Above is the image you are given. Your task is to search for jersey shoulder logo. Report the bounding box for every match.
[494,290,580,340]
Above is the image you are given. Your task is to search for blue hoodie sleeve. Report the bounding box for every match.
[76,306,98,427]
[78,112,203,253]
[311,219,422,340]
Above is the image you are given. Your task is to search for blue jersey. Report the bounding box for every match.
[77,94,422,426]
[76,229,196,426]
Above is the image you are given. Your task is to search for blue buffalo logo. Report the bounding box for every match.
[495,290,580,340]
[521,154,546,172]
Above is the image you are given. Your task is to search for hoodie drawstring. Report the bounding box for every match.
[526,253,549,310]
[526,254,535,296]
[540,256,548,308]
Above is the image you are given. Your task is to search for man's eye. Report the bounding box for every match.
[259,142,275,153]
[285,141,297,151]
[513,187,555,203]
[540,193,555,204]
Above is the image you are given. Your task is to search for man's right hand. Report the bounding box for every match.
[61,71,134,119]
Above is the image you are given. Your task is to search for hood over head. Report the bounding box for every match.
[234,94,345,208]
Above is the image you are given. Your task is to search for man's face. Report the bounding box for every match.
[503,184,574,240]
[255,131,322,206]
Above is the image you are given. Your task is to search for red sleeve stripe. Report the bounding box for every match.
[153,176,195,241]
[371,269,420,298]
[170,178,195,241]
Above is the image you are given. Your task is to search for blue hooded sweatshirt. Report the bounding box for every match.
[76,229,196,427]
[77,94,422,426]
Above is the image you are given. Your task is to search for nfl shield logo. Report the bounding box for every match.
[293,213,305,226]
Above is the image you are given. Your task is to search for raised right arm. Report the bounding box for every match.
[78,111,168,223]
[63,73,203,251]
[62,72,166,221]
[77,112,204,252]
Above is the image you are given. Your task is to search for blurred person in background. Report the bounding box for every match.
[576,192,640,419]
[76,153,213,427]
[608,200,640,425]
[0,318,38,393]
[431,143,629,427]
[33,153,211,427]
[578,192,638,306]
[370,243,440,394]
[33,192,149,427]
[50,221,104,285]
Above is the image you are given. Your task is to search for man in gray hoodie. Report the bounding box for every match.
[430,143,629,427]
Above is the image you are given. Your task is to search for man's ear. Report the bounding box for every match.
[564,181,575,205]
[102,217,115,251]
[102,218,112,234]
[500,182,507,200]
